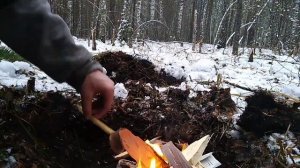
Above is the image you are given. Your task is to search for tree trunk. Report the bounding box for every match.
[192,9,198,51]
[204,0,214,43]
[190,0,196,43]
[232,0,243,56]
[177,0,184,41]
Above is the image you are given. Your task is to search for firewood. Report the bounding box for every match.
[119,128,169,168]
[182,135,210,166]
[161,142,192,168]
[114,137,162,160]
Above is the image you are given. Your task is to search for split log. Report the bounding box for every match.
[119,128,169,168]
[182,135,210,166]
[161,142,191,168]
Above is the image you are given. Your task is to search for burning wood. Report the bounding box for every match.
[117,129,221,168]
[119,128,169,168]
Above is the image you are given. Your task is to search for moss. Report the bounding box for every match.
[0,47,24,62]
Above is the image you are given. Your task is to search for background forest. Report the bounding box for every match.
[49,0,300,55]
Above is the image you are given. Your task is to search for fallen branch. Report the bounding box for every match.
[223,80,254,92]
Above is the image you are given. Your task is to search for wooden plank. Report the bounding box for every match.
[161,142,192,168]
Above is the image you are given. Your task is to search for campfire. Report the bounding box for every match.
[75,104,220,168]
[115,128,221,168]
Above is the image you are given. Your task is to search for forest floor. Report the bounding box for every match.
[0,52,300,168]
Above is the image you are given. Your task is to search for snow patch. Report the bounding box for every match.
[114,83,128,99]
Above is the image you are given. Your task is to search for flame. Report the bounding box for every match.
[150,158,156,168]
[145,140,164,157]
[137,159,142,168]
[137,158,157,168]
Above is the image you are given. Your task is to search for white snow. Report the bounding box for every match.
[114,83,128,99]
[0,60,73,91]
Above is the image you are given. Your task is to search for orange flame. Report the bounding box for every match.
[150,158,156,168]
[137,159,142,168]
[137,158,157,168]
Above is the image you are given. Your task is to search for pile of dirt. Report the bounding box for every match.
[238,91,300,136]
[0,88,115,168]
[94,51,184,86]
[0,85,240,167]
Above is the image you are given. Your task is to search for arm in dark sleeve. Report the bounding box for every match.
[0,0,104,91]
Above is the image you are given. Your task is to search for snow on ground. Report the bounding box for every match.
[76,38,300,107]
[1,38,300,108]
[0,60,73,92]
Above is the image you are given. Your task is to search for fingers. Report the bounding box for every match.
[81,70,114,119]
[93,88,114,118]
[81,87,94,117]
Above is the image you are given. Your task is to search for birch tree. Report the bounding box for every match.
[177,0,184,41]
[135,0,142,40]
[150,0,156,20]
[117,0,133,47]
[292,0,300,55]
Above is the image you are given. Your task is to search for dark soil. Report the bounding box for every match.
[0,52,296,168]
[94,51,184,87]
[237,91,300,136]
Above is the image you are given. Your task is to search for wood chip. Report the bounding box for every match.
[161,142,192,168]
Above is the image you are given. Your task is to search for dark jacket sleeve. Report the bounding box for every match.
[0,0,104,91]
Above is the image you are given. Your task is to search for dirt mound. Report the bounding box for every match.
[95,51,184,86]
[0,84,241,167]
[237,91,300,136]
[0,88,115,168]
[105,82,236,143]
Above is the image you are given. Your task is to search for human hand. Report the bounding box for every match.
[80,70,114,119]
